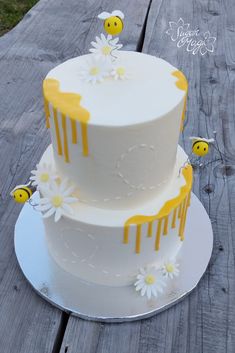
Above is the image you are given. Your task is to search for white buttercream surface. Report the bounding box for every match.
[46,51,185,126]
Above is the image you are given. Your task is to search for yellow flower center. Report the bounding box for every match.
[116,67,125,76]
[165,263,174,273]
[89,66,100,76]
[40,173,49,182]
[102,45,112,55]
[51,195,63,207]
[145,274,155,285]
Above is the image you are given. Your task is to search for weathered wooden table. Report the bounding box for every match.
[0,0,234,352]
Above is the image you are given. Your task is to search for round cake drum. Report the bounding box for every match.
[14,192,213,322]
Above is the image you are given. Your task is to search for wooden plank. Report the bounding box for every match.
[0,0,151,352]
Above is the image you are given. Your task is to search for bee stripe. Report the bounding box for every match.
[20,188,32,198]
[192,141,209,148]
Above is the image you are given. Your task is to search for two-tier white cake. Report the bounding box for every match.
[34,48,192,291]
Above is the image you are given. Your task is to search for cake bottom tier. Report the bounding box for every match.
[41,145,192,286]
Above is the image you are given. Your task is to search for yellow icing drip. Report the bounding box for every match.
[61,114,69,163]
[147,221,153,237]
[81,122,89,156]
[163,216,169,236]
[172,70,188,131]
[53,108,63,156]
[155,218,162,251]
[136,225,142,254]
[123,165,193,253]
[178,203,182,219]
[43,78,90,159]
[179,196,189,241]
[172,70,188,91]
[171,208,177,229]
[44,100,50,128]
[71,119,77,144]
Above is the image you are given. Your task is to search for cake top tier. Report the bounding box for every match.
[44,51,187,127]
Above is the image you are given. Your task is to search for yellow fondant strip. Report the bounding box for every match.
[61,114,69,163]
[147,221,153,237]
[136,225,142,253]
[155,218,162,251]
[43,78,90,159]
[123,165,193,253]
[71,119,78,144]
[53,108,62,156]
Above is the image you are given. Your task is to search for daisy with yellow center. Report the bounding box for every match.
[161,260,180,279]
[134,267,166,300]
[79,56,111,84]
[30,163,57,190]
[89,33,122,61]
[35,179,78,222]
[111,65,129,80]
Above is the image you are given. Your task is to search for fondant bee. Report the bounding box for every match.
[98,10,124,36]
[10,182,36,203]
[190,137,214,157]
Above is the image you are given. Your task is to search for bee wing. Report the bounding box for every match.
[206,138,215,143]
[98,11,111,19]
[112,10,124,19]
[10,182,32,196]
[10,184,25,195]
[189,136,199,140]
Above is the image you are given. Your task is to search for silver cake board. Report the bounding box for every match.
[14,193,213,322]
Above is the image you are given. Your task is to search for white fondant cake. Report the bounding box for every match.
[36,47,191,293]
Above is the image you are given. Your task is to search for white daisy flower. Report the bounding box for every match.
[161,260,180,279]
[79,56,111,84]
[30,163,57,190]
[89,34,122,61]
[111,65,129,80]
[35,179,78,222]
[134,267,166,300]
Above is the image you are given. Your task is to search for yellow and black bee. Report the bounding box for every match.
[190,137,214,157]
[10,182,36,203]
[98,10,124,36]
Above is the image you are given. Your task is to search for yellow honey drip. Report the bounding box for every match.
[43,78,90,159]
[53,108,63,156]
[61,114,69,163]
[123,165,193,253]
[171,208,177,229]
[163,216,169,235]
[147,221,153,237]
[155,218,162,251]
[172,70,188,131]
[70,119,78,144]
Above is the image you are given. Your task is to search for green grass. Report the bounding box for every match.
[0,0,39,36]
